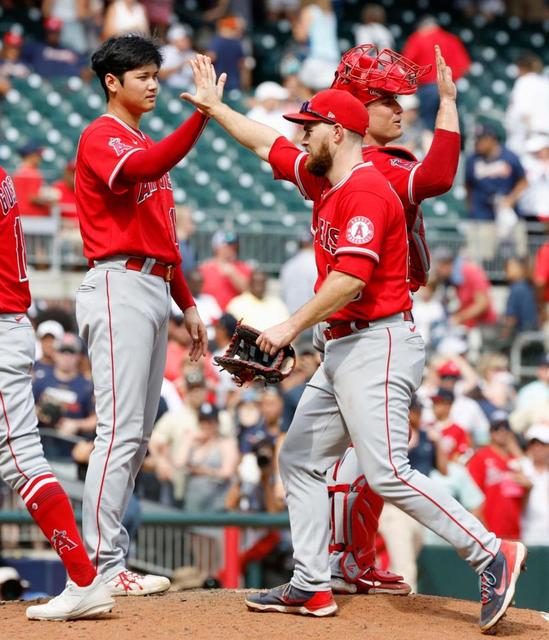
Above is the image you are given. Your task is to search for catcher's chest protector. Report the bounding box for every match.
[328,448,383,582]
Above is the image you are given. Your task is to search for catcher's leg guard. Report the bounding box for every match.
[328,446,411,595]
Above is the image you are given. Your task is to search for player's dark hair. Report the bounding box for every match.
[91,34,163,101]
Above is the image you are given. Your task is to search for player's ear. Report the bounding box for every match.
[104,72,121,96]
[332,123,345,144]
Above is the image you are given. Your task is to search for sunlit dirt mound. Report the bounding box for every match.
[4,589,548,640]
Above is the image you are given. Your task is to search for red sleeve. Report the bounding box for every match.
[334,253,376,284]
[80,122,148,195]
[412,129,461,203]
[333,189,389,266]
[119,111,208,184]
[171,266,195,312]
[268,136,325,201]
[464,263,490,293]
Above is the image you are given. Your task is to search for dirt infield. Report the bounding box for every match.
[3,590,548,640]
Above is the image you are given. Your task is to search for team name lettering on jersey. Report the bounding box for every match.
[346,216,374,244]
[108,137,134,157]
[317,217,340,255]
[0,175,17,215]
[136,174,173,205]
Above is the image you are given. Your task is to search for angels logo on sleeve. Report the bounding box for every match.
[346,216,374,245]
[108,137,134,157]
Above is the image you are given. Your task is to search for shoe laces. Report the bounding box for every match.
[480,570,497,604]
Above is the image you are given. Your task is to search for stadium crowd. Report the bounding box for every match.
[0,0,548,587]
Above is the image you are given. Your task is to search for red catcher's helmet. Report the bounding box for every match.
[332,44,432,104]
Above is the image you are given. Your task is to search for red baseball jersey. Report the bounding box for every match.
[75,114,181,264]
[0,165,31,313]
[269,137,411,322]
[363,145,420,212]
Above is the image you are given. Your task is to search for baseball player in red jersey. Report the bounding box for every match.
[74,36,219,595]
[326,45,462,597]
[186,56,526,633]
[0,165,114,621]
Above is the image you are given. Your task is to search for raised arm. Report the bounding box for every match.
[433,44,459,134]
[181,55,280,161]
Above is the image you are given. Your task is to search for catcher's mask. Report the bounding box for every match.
[331,44,432,104]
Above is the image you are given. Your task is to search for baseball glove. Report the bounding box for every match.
[213,321,296,386]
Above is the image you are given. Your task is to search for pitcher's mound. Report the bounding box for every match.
[4,590,548,639]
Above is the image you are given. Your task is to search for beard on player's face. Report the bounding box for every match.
[305,139,333,176]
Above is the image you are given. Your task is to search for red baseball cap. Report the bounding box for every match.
[283,89,369,136]
[437,361,461,379]
[3,32,23,47]
[44,17,63,32]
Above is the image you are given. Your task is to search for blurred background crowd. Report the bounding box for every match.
[0,0,548,592]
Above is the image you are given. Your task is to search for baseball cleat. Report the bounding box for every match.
[107,570,171,596]
[479,540,527,633]
[26,575,115,621]
[331,567,412,595]
[245,582,338,617]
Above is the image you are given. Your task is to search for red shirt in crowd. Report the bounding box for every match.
[268,136,411,322]
[52,179,77,219]
[0,165,31,313]
[199,259,253,311]
[402,26,471,84]
[467,446,525,540]
[456,260,498,327]
[534,242,549,302]
[75,114,181,265]
[12,165,50,217]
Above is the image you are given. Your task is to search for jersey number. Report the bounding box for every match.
[14,216,29,282]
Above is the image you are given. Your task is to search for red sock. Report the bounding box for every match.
[19,473,96,587]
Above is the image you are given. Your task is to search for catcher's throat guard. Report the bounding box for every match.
[213,320,296,386]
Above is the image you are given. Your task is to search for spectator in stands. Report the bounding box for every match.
[431,247,497,335]
[431,388,471,462]
[506,0,546,21]
[505,54,549,155]
[42,0,92,54]
[353,4,394,50]
[227,270,289,330]
[520,424,549,546]
[246,81,297,140]
[212,313,239,408]
[279,230,316,314]
[410,279,446,351]
[102,0,149,40]
[176,205,197,276]
[51,158,77,221]
[281,341,320,431]
[519,135,549,225]
[477,352,515,414]
[293,0,339,91]
[178,402,239,512]
[266,0,300,21]
[12,142,51,217]
[186,269,222,343]
[402,15,470,130]
[533,240,549,321]
[207,16,247,92]
[22,17,87,78]
[32,333,96,438]
[34,319,65,377]
[149,369,233,506]
[159,23,196,91]
[515,353,549,412]
[141,0,174,41]
[467,410,532,540]
[465,122,528,260]
[0,31,30,94]
[199,230,252,311]
[500,256,539,344]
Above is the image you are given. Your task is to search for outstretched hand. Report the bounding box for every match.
[180,54,227,115]
[435,44,457,102]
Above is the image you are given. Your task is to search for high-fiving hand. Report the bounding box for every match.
[435,44,456,102]
[180,54,227,115]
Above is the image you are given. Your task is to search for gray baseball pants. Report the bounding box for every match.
[76,258,170,579]
[280,314,500,592]
[0,314,51,489]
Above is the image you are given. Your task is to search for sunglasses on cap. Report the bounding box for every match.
[299,101,337,125]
